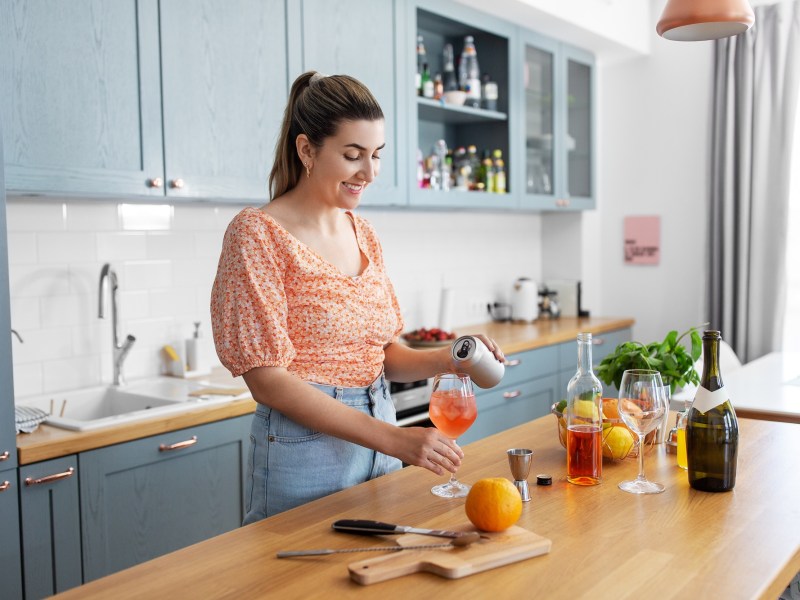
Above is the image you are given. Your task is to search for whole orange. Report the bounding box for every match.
[464,477,523,532]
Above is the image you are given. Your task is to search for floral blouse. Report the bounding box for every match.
[211,207,404,387]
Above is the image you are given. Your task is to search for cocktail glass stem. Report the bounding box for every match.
[636,433,647,481]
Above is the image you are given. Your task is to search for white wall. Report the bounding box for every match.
[594,0,713,344]
[6,198,541,400]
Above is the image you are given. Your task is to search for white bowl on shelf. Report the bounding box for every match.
[442,90,466,106]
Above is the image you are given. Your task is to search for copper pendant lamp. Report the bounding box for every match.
[657,0,755,41]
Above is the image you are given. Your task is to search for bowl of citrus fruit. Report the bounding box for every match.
[551,398,638,461]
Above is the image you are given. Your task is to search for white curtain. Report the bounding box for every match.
[708,0,800,361]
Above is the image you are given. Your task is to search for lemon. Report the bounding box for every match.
[572,399,600,420]
[603,425,635,460]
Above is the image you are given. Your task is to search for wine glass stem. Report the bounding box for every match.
[636,433,646,481]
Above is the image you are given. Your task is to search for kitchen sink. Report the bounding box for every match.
[20,378,250,431]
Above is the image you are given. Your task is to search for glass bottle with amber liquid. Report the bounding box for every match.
[566,332,603,485]
[686,330,738,492]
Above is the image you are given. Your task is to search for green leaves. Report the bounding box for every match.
[595,325,706,395]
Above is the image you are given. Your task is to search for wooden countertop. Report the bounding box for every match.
[16,317,633,465]
[54,414,800,599]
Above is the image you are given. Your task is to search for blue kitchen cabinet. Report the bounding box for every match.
[517,30,596,211]
[157,0,288,202]
[0,0,287,202]
[408,0,518,210]
[79,415,250,582]
[0,0,164,198]
[291,0,407,207]
[18,455,83,599]
[0,124,23,600]
[0,467,22,600]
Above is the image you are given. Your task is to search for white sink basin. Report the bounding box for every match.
[20,378,250,431]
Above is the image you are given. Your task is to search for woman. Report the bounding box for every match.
[211,71,504,524]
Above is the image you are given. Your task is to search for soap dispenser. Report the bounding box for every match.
[185,321,207,373]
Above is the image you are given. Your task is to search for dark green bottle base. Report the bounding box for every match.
[689,477,735,492]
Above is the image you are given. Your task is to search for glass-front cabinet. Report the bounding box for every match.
[518,32,595,211]
[408,0,516,210]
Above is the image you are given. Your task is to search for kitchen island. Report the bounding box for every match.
[53,413,800,599]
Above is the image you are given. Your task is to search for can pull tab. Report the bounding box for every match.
[455,338,472,359]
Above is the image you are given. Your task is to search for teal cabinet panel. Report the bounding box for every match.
[0,0,164,197]
[159,0,288,202]
[296,0,406,206]
[80,416,250,582]
[18,456,82,599]
[517,33,596,211]
[460,374,557,445]
[0,468,23,600]
[501,345,559,388]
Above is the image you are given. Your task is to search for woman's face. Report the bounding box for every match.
[307,119,384,209]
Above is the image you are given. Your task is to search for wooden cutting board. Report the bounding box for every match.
[348,526,551,585]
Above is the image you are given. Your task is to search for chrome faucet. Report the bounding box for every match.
[98,263,136,386]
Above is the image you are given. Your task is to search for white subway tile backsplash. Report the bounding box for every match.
[10,265,71,298]
[12,362,43,398]
[7,232,38,265]
[65,203,119,231]
[11,326,74,364]
[43,356,102,394]
[38,232,97,263]
[7,200,66,231]
[41,294,93,328]
[146,232,197,260]
[97,232,147,261]
[9,200,542,401]
[123,260,172,291]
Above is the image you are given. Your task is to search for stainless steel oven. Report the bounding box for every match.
[390,379,433,427]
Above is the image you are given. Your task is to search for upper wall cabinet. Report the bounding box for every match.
[0,0,287,202]
[408,0,517,210]
[291,0,406,207]
[516,31,595,211]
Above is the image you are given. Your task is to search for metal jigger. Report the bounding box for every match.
[507,448,533,502]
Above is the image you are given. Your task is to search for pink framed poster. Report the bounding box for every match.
[624,216,660,265]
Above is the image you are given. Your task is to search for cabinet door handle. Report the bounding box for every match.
[0,480,11,492]
[147,177,163,188]
[503,390,522,399]
[0,450,9,461]
[592,337,605,345]
[504,359,521,367]
[159,436,198,452]
[24,467,75,486]
[169,178,185,189]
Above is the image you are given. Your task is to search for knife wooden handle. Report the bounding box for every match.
[332,519,400,535]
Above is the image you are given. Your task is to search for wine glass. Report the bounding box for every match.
[428,373,477,498]
[617,369,669,494]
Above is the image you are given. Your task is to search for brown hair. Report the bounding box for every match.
[268,71,384,200]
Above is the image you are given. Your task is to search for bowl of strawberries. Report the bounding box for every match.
[401,327,457,348]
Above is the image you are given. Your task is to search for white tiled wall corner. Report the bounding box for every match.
[8,199,542,403]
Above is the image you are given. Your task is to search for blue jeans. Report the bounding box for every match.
[242,372,402,524]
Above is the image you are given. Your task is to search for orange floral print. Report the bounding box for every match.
[211,207,404,387]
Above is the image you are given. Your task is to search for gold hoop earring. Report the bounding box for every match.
[305,162,311,178]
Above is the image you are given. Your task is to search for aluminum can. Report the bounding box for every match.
[450,335,505,388]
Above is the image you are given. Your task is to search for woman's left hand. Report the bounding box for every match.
[470,334,505,363]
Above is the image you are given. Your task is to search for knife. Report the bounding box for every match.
[331,519,479,542]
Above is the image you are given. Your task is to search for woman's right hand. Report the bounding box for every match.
[389,427,464,476]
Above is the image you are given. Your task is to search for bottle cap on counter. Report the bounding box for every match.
[536,474,552,486]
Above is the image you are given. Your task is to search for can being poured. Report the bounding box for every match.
[450,335,505,389]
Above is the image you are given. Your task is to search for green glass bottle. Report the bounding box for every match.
[686,330,738,492]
